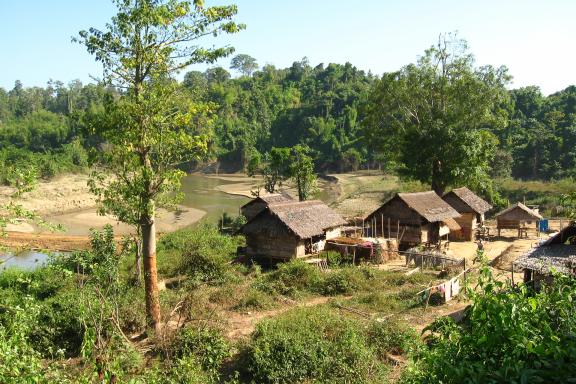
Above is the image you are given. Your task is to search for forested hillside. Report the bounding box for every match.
[1,57,575,183]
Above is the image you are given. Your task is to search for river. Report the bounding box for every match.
[0,250,53,272]
[1,174,251,270]
[1,173,339,270]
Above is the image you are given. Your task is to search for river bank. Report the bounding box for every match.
[1,171,361,251]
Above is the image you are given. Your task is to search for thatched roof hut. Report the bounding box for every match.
[240,200,346,260]
[443,187,492,241]
[514,224,576,287]
[365,191,461,247]
[495,202,542,237]
[240,193,293,221]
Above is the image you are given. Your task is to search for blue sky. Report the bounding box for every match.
[1,0,575,95]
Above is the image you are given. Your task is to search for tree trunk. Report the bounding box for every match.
[141,216,161,332]
[134,232,142,284]
[431,159,445,196]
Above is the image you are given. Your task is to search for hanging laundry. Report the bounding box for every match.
[451,278,460,297]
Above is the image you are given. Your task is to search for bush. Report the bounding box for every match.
[368,321,419,356]
[323,250,342,267]
[173,326,231,374]
[29,291,85,357]
[158,224,239,283]
[402,266,576,383]
[254,260,323,297]
[320,267,373,295]
[244,306,387,383]
[234,288,276,311]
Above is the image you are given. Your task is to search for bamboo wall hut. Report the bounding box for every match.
[443,187,492,241]
[364,191,461,248]
[240,200,346,260]
[240,193,293,221]
[495,202,543,237]
[513,223,576,289]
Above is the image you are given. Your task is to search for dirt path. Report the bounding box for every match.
[225,296,332,340]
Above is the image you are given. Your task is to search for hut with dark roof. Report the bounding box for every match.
[240,193,293,221]
[513,223,576,289]
[495,202,542,238]
[364,191,461,248]
[443,187,492,241]
[240,200,347,260]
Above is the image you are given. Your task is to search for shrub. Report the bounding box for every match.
[244,306,387,383]
[234,288,276,311]
[173,326,231,374]
[323,250,342,267]
[29,291,85,357]
[402,266,576,383]
[254,260,322,297]
[368,321,419,356]
[320,266,373,295]
[158,224,239,283]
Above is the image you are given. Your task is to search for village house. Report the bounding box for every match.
[513,223,576,289]
[240,200,347,260]
[364,191,461,249]
[239,193,293,221]
[442,187,492,241]
[495,202,543,238]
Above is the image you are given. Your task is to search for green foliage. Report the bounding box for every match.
[158,224,240,283]
[289,144,318,201]
[254,260,323,298]
[368,321,420,357]
[363,33,510,195]
[230,54,259,77]
[402,265,576,383]
[244,306,388,383]
[173,326,231,374]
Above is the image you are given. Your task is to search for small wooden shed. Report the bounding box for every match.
[513,223,576,289]
[240,200,347,261]
[495,202,543,237]
[443,187,492,241]
[365,191,461,248]
[240,193,293,221]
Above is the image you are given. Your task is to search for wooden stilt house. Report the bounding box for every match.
[495,202,542,238]
[442,187,492,241]
[364,191,461,248]
[240,200,346,261]
[240,193,293,221]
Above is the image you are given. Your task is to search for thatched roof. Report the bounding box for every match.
[444,187,492,214]
[514,245,576,275]
[240,193,293,210]
[241,200,347,239]
[496,202,543,220]
[514,224,576,275]
[443,218,462,231]
[393,191,460,222]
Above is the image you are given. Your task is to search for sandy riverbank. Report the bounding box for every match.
[1,173,207,238]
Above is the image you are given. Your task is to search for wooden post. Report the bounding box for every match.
[353,246,356,265]
[381,214,384,238]
[511,262,514,286]
[397,220,400,241]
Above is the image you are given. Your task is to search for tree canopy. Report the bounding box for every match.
[76,0,243,330]
[363,35,511,195]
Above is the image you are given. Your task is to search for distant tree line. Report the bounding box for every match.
[1,51,575,187]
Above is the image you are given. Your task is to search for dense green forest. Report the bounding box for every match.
[1,57,576,185]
